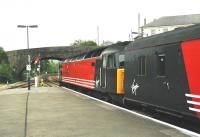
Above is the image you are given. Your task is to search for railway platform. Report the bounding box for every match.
[0,87,198,137]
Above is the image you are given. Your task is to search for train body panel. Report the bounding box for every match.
[181,39,200,119]
[124,43,193,117]
[62,59,96,89]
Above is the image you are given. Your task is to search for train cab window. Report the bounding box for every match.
[107,54,116,68]
[157,54,166,76]
[103,55,107,68]
[119,54,125,68]
[138,56,146,76]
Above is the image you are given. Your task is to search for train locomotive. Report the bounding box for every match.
[60,24,200,121]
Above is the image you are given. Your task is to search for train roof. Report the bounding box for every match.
[64,41,130,62]
[100,41,130,55]
[126,24,200,50]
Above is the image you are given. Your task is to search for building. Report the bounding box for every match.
[141,14,200,37]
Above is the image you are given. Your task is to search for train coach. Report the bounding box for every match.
[60,24,200,121]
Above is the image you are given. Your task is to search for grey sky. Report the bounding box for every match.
[0,0,200,51]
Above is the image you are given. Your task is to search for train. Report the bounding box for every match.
[59,24,200,121]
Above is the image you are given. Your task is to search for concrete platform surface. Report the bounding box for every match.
[0,87,197,137]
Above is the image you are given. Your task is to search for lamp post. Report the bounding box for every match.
[17,25,38,90]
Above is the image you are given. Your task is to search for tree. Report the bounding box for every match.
[40,60,51,74]
[40,59,59,74]
[70,40,97,47]
[0,47,13,83]
[0,47,9,64]
[49,60,59,73]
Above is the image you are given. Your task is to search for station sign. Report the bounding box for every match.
[26,65,31,71]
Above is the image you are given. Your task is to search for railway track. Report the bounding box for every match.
[0,80,59,90]
[9,81,58,88]
[39,74,59,87]
[1,82,35,90]
[11,83,34,89]
[43,81,59,87]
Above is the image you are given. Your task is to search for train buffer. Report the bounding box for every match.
[0,87,198,137]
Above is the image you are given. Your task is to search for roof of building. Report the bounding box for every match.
[126,24,200,50]
[143,14,200,27]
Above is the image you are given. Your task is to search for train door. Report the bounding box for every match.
[105,53,118,93]
[154,47,170,103]
[154,44,186,112]
[101,55,107,88]
[100,54,117,93]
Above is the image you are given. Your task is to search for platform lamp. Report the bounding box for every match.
[17,25,38,90]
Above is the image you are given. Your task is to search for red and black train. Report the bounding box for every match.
[60,24,200,121]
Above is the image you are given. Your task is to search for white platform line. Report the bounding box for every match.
[63,87,200,137]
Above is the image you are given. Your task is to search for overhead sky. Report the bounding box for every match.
[0,0,200,51]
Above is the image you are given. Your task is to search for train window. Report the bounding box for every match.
[157,54,165,76]
[138,56,146,76]
[119,54,125,68]
[107,54,116,68]
[103,55,107,68]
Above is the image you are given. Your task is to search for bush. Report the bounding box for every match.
[0,47,13,83]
